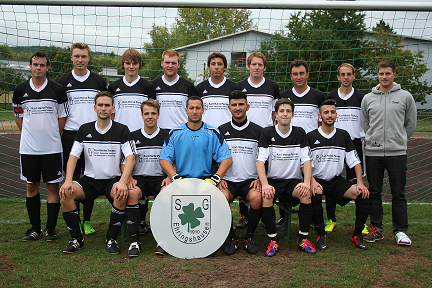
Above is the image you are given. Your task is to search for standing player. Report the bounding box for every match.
[58,42,107,235]
[257,98,319,256]
[13,51,69,242]
[218,90,262,255]
[325,63,367,234]
[361,60,417,246]
[152,49,197,129]
[308,99,370,250]
[197,52,239,128]
[59,91,141,256]
[108,48,153,132]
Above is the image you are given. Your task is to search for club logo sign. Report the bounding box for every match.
[171,195,211,244]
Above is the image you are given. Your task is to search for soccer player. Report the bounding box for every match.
[257,98,318,256]
[108,48,153,132]
[59,91,141,257]
[325,63,367,234]
[218,90,262,255]
[13,51,69,242]
[197,52,239,128]
[152,49,197,129]
[58,42,107,235]
[308,99,370,250]
[361,60,417,246]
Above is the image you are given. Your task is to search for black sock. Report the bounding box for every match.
[83,198,95,222]
[106,206,125,241]
[239,200,249,217]
[312,194,325,236]
[26,194,41,230]
[63,209,83,240]
[279,203,286,220]
[74,200,81,222]
[138,198,149,222]
[245,207,261,239]
[46,202,60,230]
[262,206,278,242]
[326,196,337,222]
[126,204,140,243]
[354,196,370,236]
[298,203,313,236]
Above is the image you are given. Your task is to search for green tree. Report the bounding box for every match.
[0,61,27,93]
[0,44,15,59]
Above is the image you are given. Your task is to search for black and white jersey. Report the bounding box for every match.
[108,76,153,132]
[237,77,280,128]
[57,70,107,131]
[197,77,239,128]
[218,119,262,182]
[257,125,311,180]
[13,79,69,155]
[307,127,360,181]
[326,88,365,140]
[70,120,136,179]
[129,127,169,177]
[280,86,325,133]
[151,75,197,129]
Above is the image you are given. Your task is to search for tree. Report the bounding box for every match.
[0,61,27,93]
[0,44,15,59]
[260,10,368,92]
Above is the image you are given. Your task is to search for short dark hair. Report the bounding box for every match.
[377,60,396,73]
[30,51,49,66]
[319,99,336,112]
[140,99,160,114]
[275,98,294,113]
[247,51,267,68]
[186,96,203,108]
[94,91,114,105]
[290,59,308,74]
[122,48,143,70]
[207,52,227,68]
[229,90,247,102]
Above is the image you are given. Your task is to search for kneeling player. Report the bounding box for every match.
[308,99,369,250]
[59,91,141,256]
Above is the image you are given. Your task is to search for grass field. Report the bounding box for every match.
[1,199,431,287]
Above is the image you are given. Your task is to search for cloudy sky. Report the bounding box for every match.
[0,2,430,54]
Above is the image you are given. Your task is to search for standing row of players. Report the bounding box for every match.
[13,43,416,257]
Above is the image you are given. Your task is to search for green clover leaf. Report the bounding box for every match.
[178,203,205,232]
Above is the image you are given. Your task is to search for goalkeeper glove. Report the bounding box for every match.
[171,174,183,182]
[205,174,221,186]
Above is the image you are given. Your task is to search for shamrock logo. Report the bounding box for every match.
[178,203,204,232]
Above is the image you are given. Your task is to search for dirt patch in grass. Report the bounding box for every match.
[0,254,18,271]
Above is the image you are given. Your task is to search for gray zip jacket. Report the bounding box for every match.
[361,82,417,156]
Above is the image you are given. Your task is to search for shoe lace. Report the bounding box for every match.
[300,239,315,249]
[266,240,277,253]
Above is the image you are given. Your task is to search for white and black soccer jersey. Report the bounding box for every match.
[326,88,365,140]
[280,86,325,133]
[237,77,280,128]
[129,127,169,177]
[108,76,153,132]
[307,127,360,181]
[13,79,69,155]
[70,120,136,179]
[218,119,262,182]
[151,75,197,129]
[257,125,311,180]
[57,70,107,131]
[197,77,239,128]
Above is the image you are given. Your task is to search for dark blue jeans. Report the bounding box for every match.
[366,155,408,233]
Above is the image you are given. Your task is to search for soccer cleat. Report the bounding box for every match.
[265,240,279,257]
[244,238,258,254]
[351,235,368,250]
[316,235,327,250]
[325,219,337,233]
[139,221,149,235]
[275,218,285,230]
[236,215,248,229]
[22,228,43,241]
[128,242,141,257]
[225,238,239,255]
[106,239,121,254]
[155,244,168,255]
[395,231,412,246]
[362,224,369,235]
[298,239,316,254]
[62,238,84,253]
[83,221,95,235]
[45,229,58,242]
[364,224,384,243]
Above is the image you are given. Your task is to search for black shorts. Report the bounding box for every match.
[20,153,63,183]
[61,130,84,176]
[315,176,354,206]
[226,179,256,201]
[345,138,365,181]
[268,179,302,207]
[75,175,120,203]
[135,175,165,198]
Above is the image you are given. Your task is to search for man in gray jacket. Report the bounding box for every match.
[361,60,417,246]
